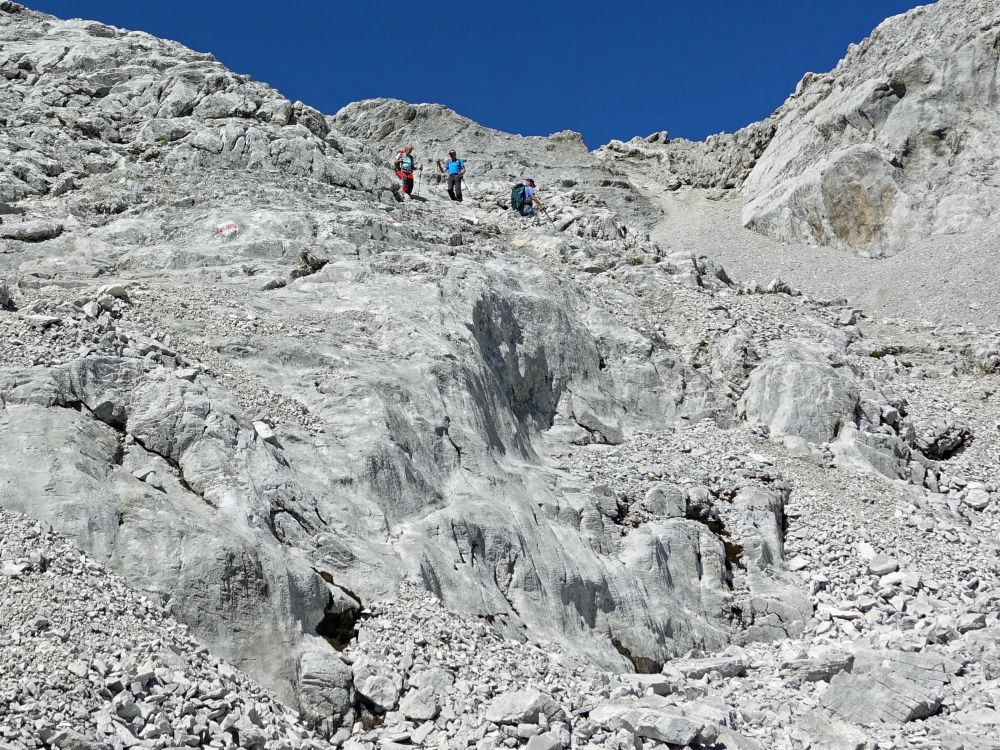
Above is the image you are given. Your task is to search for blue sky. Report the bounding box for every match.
[29,1,925,147]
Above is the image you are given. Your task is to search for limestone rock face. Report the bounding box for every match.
[0,2,803,724]
[598,120,776,192]
[0,358,333,705]
[741,0,1000,255]
[0,6,392,208]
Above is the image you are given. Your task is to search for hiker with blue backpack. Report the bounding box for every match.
[511,179,545,218]
[436,149,465,202]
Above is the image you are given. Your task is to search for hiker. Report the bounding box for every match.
[511,179,544,217]
[393,146,422,199]
[436,149,465,202]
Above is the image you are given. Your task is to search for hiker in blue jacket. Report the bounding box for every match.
[436,149,466,202]
[520,179,543,216]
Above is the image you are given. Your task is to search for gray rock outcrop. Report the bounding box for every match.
[741,0,1000,255]
[822,650,958,725]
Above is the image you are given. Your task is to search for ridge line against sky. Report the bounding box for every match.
[26,0,928,148]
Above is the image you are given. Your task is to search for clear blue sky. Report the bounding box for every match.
[28,1,926,147]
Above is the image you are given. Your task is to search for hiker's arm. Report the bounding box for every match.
[436,160,445,174]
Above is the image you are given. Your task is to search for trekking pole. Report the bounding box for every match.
[415,169,421,197]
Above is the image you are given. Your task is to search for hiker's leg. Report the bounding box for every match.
[446,174,457,201]
[454,175,463,202]
[404,175,414,195]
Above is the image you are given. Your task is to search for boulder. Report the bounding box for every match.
[667,655,747,680]
[642,484,686,519]
[792,709,867,750]
[619,673,679,696]
[589,698,705,746]
[821,651,956,725]
[780,651,854,686]
[408,667,455,694]
[524,734,561,750]
[399,686,438,722]
[0,220,63,242]
[740,341,858,444]
[484,690,567,726]
[867,555,898,576]
[297,648,354,732]
[351,657,402,711]
[912,416,969,459]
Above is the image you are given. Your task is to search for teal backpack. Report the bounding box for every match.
[511,183,526,211]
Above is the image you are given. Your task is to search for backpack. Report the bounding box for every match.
[511,183,526,211]
[393,150,413,173]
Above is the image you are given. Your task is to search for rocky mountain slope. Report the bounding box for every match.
[2,1,1000,749]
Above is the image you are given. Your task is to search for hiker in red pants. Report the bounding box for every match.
[393,146,421,199]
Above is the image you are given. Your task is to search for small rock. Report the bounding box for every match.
[399,686,439,722]
[787,557,810,572]
[780,652,854,685]
[411,722,435,745]
[517,724,542,739]
[964,489,991,511]
[868,556,898,576]
[98,283,129,299]
[620,673,678,696]
[253,421,279,446]
[958,613,987,633]
[838,308,858,326]
[26,314,60,329]
[112,693,141,720]
[525,733,561,750]
[668,655,747,680]
[1,561,31,576]
[67,660,89,678]
[825,608,863,621]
